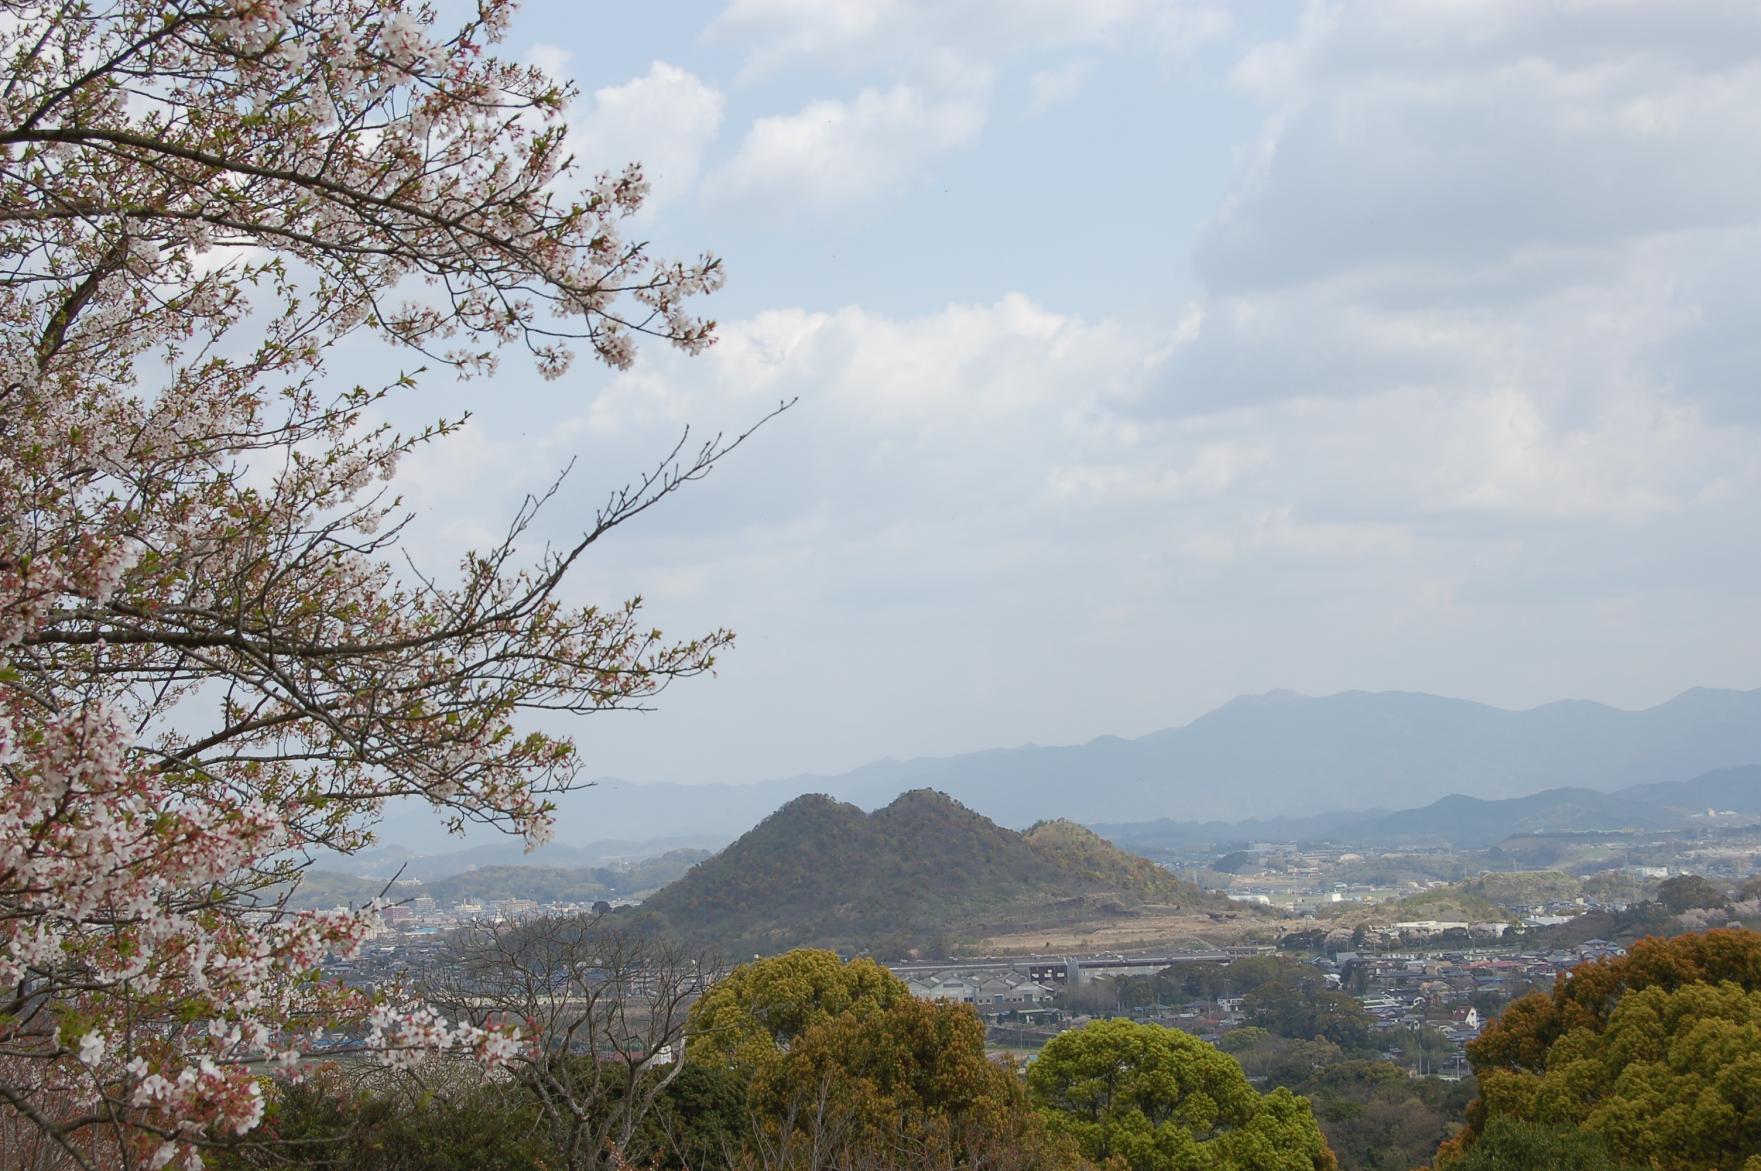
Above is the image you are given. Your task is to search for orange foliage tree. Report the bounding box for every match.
[1440,928,1761,1171]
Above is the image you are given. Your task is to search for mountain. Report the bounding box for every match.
[374,687,1761,844]
[1093,810,1382,853]
[1092,762,1761,852]
[282,849,712,910]
[1327,787,1682,847]
[636,789,1221,955]
[1085,686,1761,824]
[316,834,731,882]
[1618,765,1761,814]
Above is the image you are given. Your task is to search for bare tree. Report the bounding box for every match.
[743,1071,863,1171]
[428,914,716,1171]
[0,1054,119,1171]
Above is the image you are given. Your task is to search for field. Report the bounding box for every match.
[979,909,1287,953]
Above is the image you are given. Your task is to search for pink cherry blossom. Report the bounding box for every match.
[0,0,766,1163]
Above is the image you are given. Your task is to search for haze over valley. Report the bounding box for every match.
[378,685,1761,856]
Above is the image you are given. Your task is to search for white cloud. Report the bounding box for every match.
[1204,1,1761,292]
[711,0,1225,76]
[396,2,1761,786]
[705,80,987,209]
[1147,0,1761,497]
[1028,59,1093,113]
[551,291,1755,573]
[703,0,1227,210]
[593,293,1141,439]
[389,280,1761,785]
[535,56,725,214]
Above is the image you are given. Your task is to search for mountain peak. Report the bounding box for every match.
[640,792,1220,955]
[1218,687,1307,709]
[768,792,856,817]
[880,787,968,814]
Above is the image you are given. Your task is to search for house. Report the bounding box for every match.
[975,977,1017,1006]
[919,978,975,1003]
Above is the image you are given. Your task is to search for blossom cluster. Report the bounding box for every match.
[366,1000,526,1071]
[0,697,392,1163]
[0,0,727,1162]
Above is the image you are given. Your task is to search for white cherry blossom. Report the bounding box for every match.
[0,0,757,1162]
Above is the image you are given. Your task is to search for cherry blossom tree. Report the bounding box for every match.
[0,1,757,1166]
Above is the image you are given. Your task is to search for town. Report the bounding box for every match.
[313,814,1761,1091]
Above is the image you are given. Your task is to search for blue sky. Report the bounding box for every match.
[390,0,1761,792]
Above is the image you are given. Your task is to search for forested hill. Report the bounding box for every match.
[637,789,1222,955]
[281,849,711,910]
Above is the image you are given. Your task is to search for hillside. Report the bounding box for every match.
[1093,810,1379,854]
[1459,870,1584,907]
[317,835,730,882]
[1330,787,1681,847]
[280,850,711,910]
[1091,761,1761,853]
[1348,887,1513,927]
[637,789,1222,955]
[1619,764,1761,813]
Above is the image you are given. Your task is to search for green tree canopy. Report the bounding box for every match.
[1217,1030,1344,1087]
[756,994,1067,1168]
[687,949,907,1069]
[215,1069,551,1171]
[1027,1018,1337,1171]
[1451,928,1761,1171]
[1238,963,1375,1049]
[1298,1060,1474,1171]
[689,949,1078,1171]
[1656,874,1732,914]
[1440,1118,1647,1171]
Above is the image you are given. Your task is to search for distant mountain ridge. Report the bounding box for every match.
[1620,765,1761,814]
[1337,766,1761,846]
[637,789,1221,955]
[317,834,731,882]
[372,686,1761,849]
[1099,764,1761,851]
[282,849,712,911]
[1323,788,1680,847]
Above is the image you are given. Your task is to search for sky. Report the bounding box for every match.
[386,0,1761,790]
